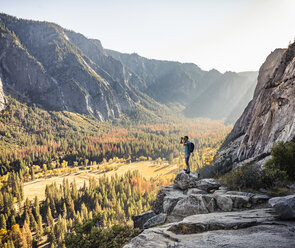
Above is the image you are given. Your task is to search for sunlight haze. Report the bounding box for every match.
[1,0,295,72]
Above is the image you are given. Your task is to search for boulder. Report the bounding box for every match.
[143,213,167,229]
[187,188,207,195]
[202,194,216,212]
[167,208,275,234]
[213,189,228,195]
[171,195,210,217]
[251,194,270,204]
[150,178,273,229]
[132,210,156,229]
[215,195,233,211]
[269,194,295,219]
[287,183,295,191]
[259,188,268,194]
[194,178,221,192]
[174,171,220,191]
[153,185,185,214]
[174,171,200,190]
[231,195,251,208]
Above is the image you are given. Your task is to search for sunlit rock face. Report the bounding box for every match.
[214,43,295,171]
[0,13,139,121]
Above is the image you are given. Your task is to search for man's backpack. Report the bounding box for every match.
[189,142,195,153]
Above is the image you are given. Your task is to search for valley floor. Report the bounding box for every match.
[23,161,179,201]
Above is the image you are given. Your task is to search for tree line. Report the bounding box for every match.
[0,97,230,176]
[0,170,172,247]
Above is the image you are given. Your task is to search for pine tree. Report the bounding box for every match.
[46,207,54,227]
[33,196,40,216]
[0,214,6,229]
[36,215,43,240]
[30,167,35,181]
[29,211,37,231]
[62,203,67,218]
[95,200,100,213]
[47,225,56,244]
[22,222,32,248]
[24,211,30,228]
[10,215,16,226]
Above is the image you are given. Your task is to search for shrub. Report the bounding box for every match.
[221,163,264,191]
[220,141,295,191]
[264,141,295,181]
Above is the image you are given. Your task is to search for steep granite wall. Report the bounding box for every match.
[0,14,140,121]
[214,44,295,171]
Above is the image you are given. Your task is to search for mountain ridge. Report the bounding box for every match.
[106,49,258,122]
[0,13,257,123]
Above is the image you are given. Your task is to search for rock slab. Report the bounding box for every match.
[143,213,167,229]
[125,208,295,248]
[269,194,295,219]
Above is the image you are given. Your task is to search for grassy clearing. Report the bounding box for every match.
[23,161,180,201]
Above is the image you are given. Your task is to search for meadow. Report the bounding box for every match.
[23,160,179,201]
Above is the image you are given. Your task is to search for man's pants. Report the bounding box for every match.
[185,154,190,172]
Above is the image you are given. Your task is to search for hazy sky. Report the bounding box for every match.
[1,0,295,72]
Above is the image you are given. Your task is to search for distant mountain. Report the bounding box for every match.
[184,71,258,123]
[106,50,206,106]
[0,13,257,123]
[106,50,257,123]
[0,13,161,121]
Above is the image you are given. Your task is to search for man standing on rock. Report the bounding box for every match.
[180,136,191,174]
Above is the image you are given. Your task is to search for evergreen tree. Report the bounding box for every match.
[0,214,6,229]
[36,215,43,240]
[22,222,32,248]
[62,203,67,218]
[10,215,16,227]
[46,207,54,227]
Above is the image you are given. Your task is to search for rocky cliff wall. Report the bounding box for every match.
[214,44,295,171]
[0,14,140,121]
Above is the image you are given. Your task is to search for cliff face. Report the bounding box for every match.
[215,44,295,170]
[0,23,63,110]
[0,14,141,121]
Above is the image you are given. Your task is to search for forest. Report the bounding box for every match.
[0,97,232,247]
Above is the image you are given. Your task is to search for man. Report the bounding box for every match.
[180,136,191,174]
